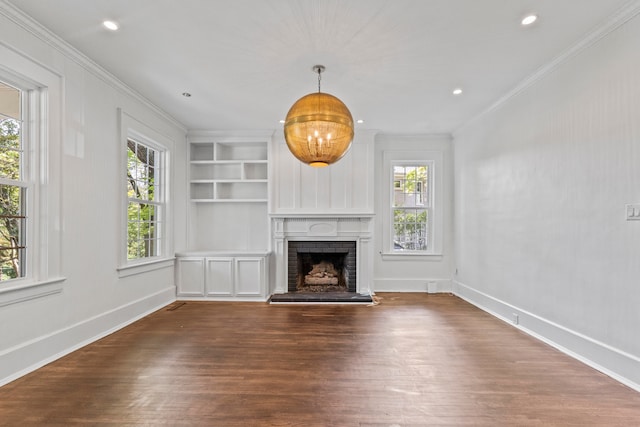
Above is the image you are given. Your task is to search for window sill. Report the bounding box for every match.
[117,257,175,278]
[380,252,443,262]
[0,277,66,307]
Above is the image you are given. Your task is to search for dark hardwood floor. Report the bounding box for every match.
[1,293,639,426]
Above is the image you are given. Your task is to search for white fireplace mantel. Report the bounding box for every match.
[271,215,375,295]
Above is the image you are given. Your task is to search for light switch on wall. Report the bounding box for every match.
[626,204,640,220]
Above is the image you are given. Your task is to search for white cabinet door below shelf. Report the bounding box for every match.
[205,258,234,296]
[235,258,264,296]
[177,258,205,296]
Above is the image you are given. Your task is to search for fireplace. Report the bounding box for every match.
[288,241,356,293]
[271,215,374,295]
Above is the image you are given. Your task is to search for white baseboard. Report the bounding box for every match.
[374,279,453,293]
[0,286,176,387]
[453,280,640,393]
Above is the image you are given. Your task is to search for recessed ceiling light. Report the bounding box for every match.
[103,20,119,31]
[356,119,364,124]
[453,88,463,95]
[521,14,537,26]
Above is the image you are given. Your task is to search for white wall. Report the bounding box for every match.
[374,135,454,292]
[453,12,640,389]
[0,4,187,385]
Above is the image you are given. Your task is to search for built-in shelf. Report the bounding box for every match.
[189,140,268,202]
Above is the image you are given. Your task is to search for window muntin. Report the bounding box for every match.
[0,81,27,282]
[392,164,431,252]
[126,138,163,260]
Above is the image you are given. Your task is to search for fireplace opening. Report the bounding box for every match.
[297,252,348,292]
[288,241,356,293]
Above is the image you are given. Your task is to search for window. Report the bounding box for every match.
[392,164,432,252]
[0,81,27,282]
[118,109,172,276]
[0,47,64,304]
[381,145,444,258]
[126,138,164,261]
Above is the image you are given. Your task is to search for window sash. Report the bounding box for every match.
[391,162,433,253]
[392,206,429,251]
[127,200,163,259]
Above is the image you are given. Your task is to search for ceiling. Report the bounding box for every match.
[7,0,635,134]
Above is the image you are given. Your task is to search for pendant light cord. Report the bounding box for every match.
[317,68,322,93]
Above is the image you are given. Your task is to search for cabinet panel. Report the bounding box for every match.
[176,258,205,296]
[235,258,264,296]
[205,258,234,296]
[176,253,269,300]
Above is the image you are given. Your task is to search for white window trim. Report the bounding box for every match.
[0,46,65,305]
[382,149,444,258]
[118,109,173,277]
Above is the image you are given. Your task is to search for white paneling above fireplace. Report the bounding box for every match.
[270,131,376,215]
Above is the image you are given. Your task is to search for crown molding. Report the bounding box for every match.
[0,0,187,133]
[454,0,640,137]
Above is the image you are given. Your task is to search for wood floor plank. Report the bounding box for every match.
[0,293,639,426]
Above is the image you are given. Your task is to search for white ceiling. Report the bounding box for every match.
[7,0,635,133]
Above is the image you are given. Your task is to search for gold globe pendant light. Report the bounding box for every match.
[284,65,354,168]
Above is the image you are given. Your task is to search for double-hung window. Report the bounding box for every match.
[0,81,27,282]
[382,146,444,257]
[392,164,432,252]
[1,46,64,304]
[126,138,164,261]
[119,109,172,276]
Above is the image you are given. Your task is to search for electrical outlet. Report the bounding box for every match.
[626,204,640,220]
[513,313,519,325]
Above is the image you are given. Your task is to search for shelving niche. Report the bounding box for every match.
[190,140,268,202]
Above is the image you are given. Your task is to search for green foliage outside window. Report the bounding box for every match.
[393,165,429,251]
[127,140,159,260]
[0,118,25,281]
